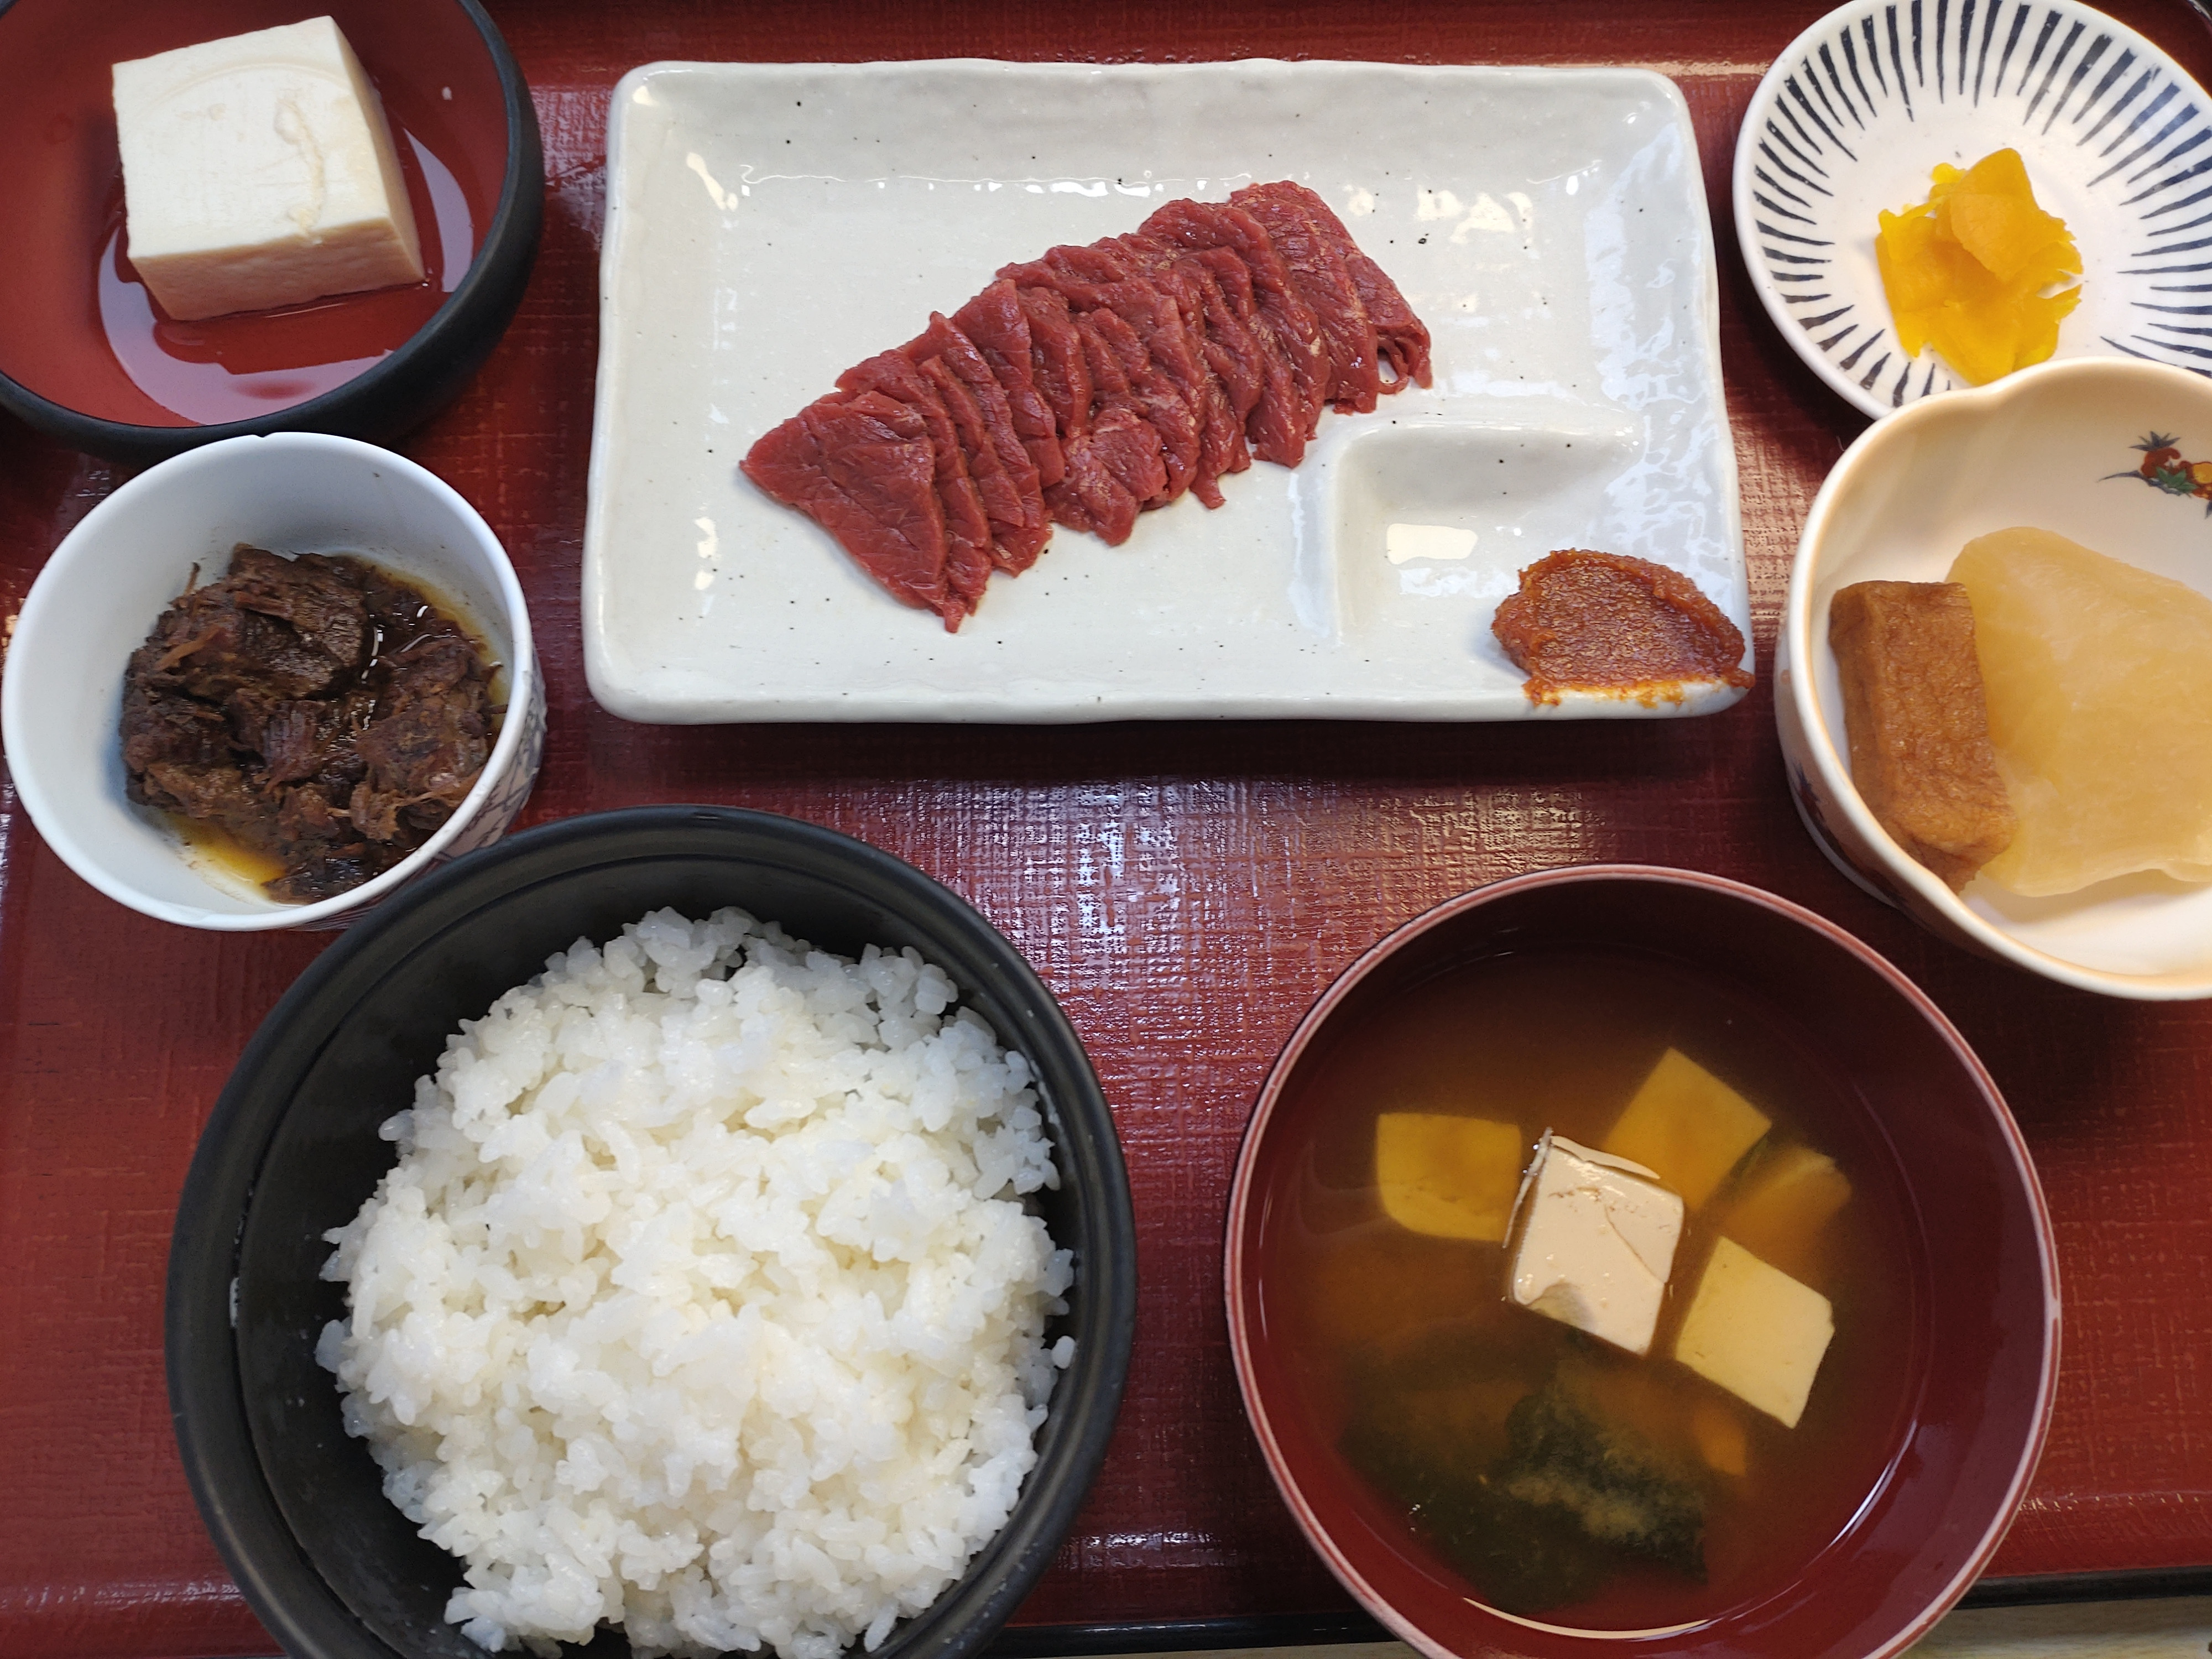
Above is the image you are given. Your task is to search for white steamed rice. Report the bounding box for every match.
[316,906,1074,1659]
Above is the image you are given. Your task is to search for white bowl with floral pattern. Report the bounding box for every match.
[1780,354,2212,998]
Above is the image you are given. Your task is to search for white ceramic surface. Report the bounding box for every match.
[585,59,1747,724]
[1736,0,2212,420]
[1779,354,2212,998]
[2,432,544,932]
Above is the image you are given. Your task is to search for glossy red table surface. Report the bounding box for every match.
[4,4,2210,1656]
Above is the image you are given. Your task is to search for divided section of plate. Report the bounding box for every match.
[586,60,1746,723]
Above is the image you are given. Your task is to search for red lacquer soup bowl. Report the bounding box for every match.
[1225,866,2058,1659]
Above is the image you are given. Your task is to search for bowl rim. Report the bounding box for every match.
[1222,862,2060,1659]
[165,803,1139,1659]
[0,0,543,462]
[1781,353,2212,1000]
[0,429,539,931]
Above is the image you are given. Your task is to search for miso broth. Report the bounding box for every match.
[1263,943,1922,1631]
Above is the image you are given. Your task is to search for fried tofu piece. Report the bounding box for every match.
[1601,1049,1770,1210]
[1828,580,2016,889]
[1721,1145,1851,1281]
[1375,1113,1525,1240]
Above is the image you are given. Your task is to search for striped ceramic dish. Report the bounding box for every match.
[1735,0,2212,418]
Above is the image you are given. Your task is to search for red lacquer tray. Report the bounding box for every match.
[3,4,2210,1656]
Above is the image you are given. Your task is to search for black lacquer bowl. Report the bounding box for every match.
[168,806,1136,1659]
[0,0,541,463]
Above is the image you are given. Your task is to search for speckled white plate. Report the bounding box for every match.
[585,60,1745,723]
[1736,0,2212,420]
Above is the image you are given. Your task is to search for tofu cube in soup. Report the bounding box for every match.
[1602,1048,1771,1208]
[1675,1237,1837,1428]
[1507,1132,1683,1358]
[1375,1113,1525,1241]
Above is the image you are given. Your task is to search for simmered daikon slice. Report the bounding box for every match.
[1949,528,2212,895]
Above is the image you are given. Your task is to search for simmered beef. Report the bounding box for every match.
[741,183,1432,627]
[121,547,498,904]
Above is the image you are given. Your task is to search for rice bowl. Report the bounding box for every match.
[320,907,1073,1659]
[167,805,1135,1659]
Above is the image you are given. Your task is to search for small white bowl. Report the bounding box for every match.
[1735,0,2212,419]
[1779,354,2212,999]
[2,432,544,931]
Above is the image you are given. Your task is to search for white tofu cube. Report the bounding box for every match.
[1674,1236,1835,1428]
[113,17,425,321]
[1506,1130,1684,1357]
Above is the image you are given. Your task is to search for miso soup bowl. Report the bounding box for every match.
[1,431,543,931]
[1225,866,2058,1659]
[1780,354,2212,999]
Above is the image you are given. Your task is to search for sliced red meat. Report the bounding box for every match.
[1010,285,1170,540]
[1244,181,1431,392]
[836,351,991,617]
[1015,284,1109,538]
[1094,242,1246,507]
[916,353,1051,577]
[1009,253,1220,508]
[1342,245,1432,391]
[1018,282,1179,536]
[1063,258,1211,420]
[1014,285,1094,445]
[906,314,1051,573]
[741,392,958,628]
[742,183,1432,623]
[1112,234,1259,499]
[916,356,1024,556]
[1050,405,1162,546]
[1188,245,1305,469]
[1044,246,1237,501]
[1139,197,1328,450]
[952,280,1066,488]
[1230,181,1382,415]
[1088,406,1171,521]
[1075,308,1198,508]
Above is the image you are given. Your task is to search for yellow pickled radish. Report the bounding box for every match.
[1944,149,2069,278]
[1874,148,2082,385]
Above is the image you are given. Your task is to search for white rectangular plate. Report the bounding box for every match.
[583,59,1746,723]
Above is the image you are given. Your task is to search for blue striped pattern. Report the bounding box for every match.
[1748,0,2211,408]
